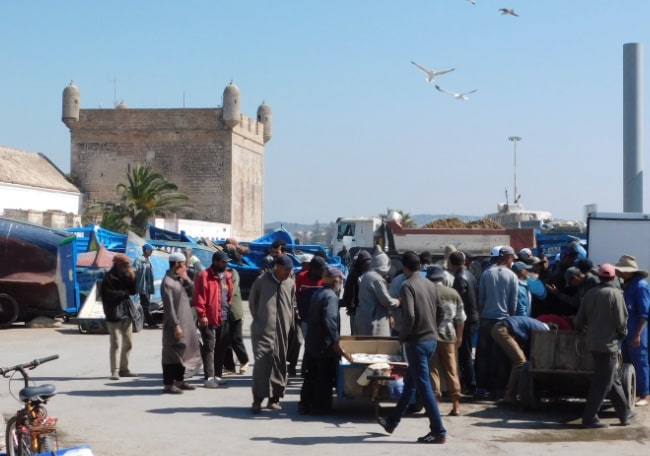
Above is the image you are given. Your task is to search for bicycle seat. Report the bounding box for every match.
[19,384,56,402]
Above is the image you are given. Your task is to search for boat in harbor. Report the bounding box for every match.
[486,200,553,230]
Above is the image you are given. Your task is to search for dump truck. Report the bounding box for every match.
[332,213,536,259]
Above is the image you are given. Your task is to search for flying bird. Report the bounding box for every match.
[466,0,476,4]
[435,84,478,101]
[499,8,519,17]
[410,61,455,83]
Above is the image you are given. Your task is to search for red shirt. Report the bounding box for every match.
[295,270,323,320]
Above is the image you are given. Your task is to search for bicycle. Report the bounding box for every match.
[1,355,60,456]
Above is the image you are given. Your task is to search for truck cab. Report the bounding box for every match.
[333,217,384,255]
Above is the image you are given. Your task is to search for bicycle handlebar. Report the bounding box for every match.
[0,354,59,377]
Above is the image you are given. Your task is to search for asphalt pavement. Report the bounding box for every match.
[0,307,648,456]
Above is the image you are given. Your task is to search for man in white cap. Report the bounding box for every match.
[161,252,201,394]
[474,245,518,399]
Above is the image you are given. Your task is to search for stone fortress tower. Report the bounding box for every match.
[62,81,272,240]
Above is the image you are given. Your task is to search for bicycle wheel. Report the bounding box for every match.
[5,416,33,456]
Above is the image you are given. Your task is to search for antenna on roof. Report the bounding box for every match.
[113,77,118,107]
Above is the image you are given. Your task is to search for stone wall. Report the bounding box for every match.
[67,108,265,240]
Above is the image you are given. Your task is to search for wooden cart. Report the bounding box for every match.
[518,330,636,410]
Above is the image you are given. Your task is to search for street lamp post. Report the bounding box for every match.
[508,136,522,204]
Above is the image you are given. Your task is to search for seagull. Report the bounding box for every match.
[499,8,519,17]
[466,0,476,4]
[435,84,478,101]
[410,61,455,83]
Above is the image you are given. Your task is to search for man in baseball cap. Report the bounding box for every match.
[575,263,634,428]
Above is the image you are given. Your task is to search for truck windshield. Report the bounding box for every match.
[337,223,355,240]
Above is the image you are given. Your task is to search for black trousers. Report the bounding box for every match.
[200,320,229,379]
[299,355,338,413]
[162,363,185,385]
[459,320,479,390]
[287,318,303,371]
[139,294,156,326]
[582,350,630,424]
[223,314,250,371]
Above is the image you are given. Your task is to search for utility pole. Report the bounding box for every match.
[508,136,522,204]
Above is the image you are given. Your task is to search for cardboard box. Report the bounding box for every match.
[337,336,405,400]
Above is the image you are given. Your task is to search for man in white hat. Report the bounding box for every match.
[161,252,200,393]
[474,246,518,399]
[614,254,650,407]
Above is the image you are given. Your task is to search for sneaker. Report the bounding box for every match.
[239,362,249,375]
[119,370,138,377]
[376,416,396,434]
[581,420,608,429]
[204,378,220,389]
[417,433,446,444]
[178,382,196,391]
[215,376,228,385]
[635,398,648,407]
[621,412,637,426]
[163,385,183,394]
[251,401,262,414]
[110,372,120,380]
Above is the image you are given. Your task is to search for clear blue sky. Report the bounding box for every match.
[2,1,649,225]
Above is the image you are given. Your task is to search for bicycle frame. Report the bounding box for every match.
[2,355,59,456]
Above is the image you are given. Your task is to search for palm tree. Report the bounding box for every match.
[114,164,189,235]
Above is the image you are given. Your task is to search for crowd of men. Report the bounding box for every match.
[99,237,648,444]
[340,242,647,437]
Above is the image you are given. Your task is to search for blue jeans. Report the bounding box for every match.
[388,338,446,436]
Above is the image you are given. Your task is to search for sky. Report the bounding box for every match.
[2,1,650,225]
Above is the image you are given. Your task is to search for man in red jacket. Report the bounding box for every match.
[193,250,233,389]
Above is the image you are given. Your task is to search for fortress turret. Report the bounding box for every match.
[257,101,273,143]
[62,81,80,127]
[222,81,240,128]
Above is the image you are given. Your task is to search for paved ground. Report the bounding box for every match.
[1,309,648,456]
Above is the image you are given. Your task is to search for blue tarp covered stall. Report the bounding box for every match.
[0,217,79,327]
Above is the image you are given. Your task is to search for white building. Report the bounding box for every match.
[0,146,82,226]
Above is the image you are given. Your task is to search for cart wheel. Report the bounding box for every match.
[0,293,19,329]
[518,361,540,411]
[620,363,636,410]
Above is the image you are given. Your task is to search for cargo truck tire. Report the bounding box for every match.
[0,293,19,329]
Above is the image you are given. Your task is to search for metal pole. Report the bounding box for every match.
[508,136,522,204]
[623,43,643,213]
